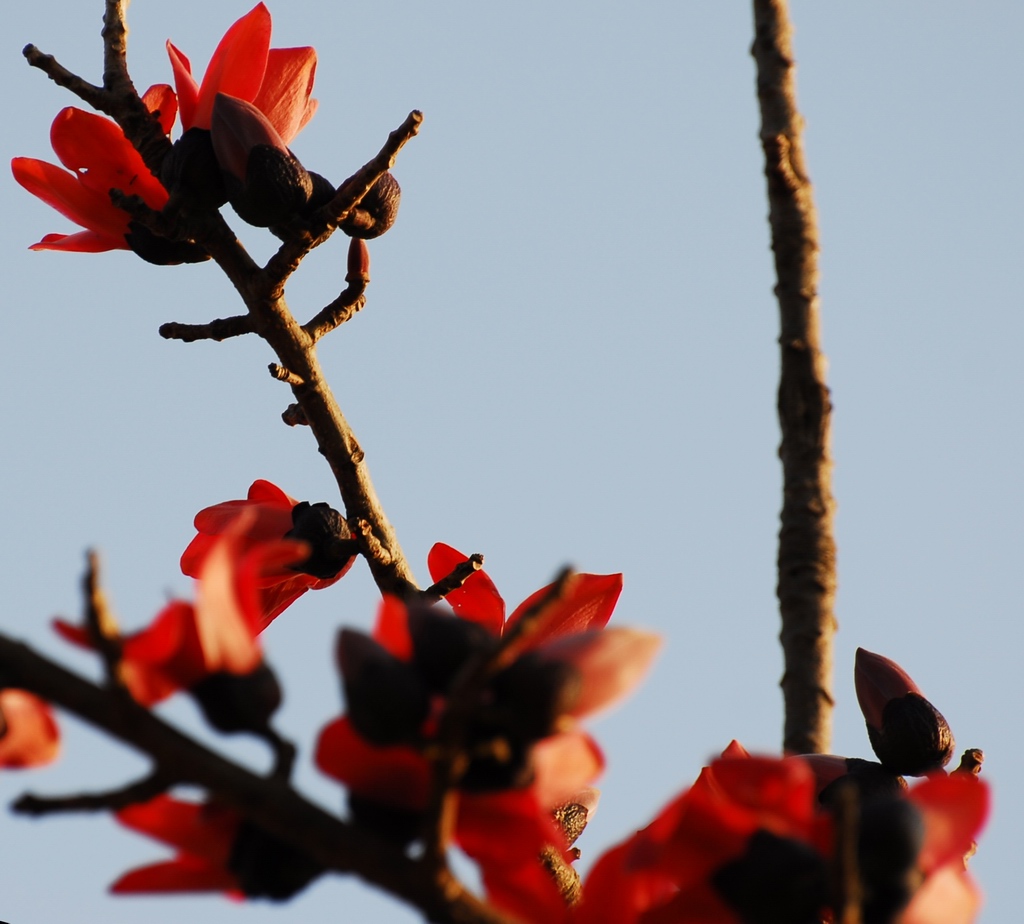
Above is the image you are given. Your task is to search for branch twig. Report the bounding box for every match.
[752,0,836,755]
[0,633,513,924]
[159,316,254,343]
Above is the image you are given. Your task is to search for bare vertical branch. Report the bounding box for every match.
[751,0,836,755]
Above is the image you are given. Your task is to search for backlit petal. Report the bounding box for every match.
[254,47,317,144]
[0,690,60,769]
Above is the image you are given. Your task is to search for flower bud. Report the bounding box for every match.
[285,501,358,580]
[211,94,313,227]
[339,172,401,239]
[337,629,430,746]
[855,648,954,776]
[347,237,370,283]
[190,661,282,735]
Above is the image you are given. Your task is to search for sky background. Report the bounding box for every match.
[2,2,1021,921]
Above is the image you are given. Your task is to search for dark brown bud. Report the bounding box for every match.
[286,501,358,579]
[340,172,401,239]
[407,606,494,694]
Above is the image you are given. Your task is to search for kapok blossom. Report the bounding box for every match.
[11,86,176,253]
[572,745,989,924]
[167,3,316,145]
[0,689,60,769]
[56,515,300,706]
[181,480,356,630]
[318,552,658,920]
[112,794,323,900]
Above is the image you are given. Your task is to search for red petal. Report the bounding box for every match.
[542,627,660,718]
[855,647,924,728]
[480,859,569,924]
[142,84,179,135]
[166,41,199,131]
[577,841,675,924]
[247,479,297,506]
[12,156,127,243]
[898,865,981,924]
[192,4,272,130]
[427,542,505,634]
[909,774,990,873]
[49,108,167,211]
[457,789,564,865]
[315,716,429,811]
[372,595,413,660]
[0,690,60,769]
[253,47,318,144]
[509,572,623,646]
[115,796,238,863]
[110,857,239,894]
[531,732,604,810]
[27,229,123,252]
[721,740,751,759]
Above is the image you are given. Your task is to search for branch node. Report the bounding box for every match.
[269,364,305,387]
[281,403,310,427]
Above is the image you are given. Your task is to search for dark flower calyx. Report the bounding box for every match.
[407,606,495,694]
[228,821,323,900]
[712,830,828,924]
[286,501,358,579]
[489,653,581,742]
[856,796,925,922]
[817,757,907,808]
[337,629,429,746]
[160,127,228,210]
[211,94,314,228]
[125,221,210,266]
[867,693,955,776]
[339,172,401,239]
[190,662,282,734]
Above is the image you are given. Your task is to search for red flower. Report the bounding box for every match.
[319,555,657,920]
[575,748,989,924]
[181,480,354,630]
[112,796,242,896]
[11,86,176,252]
[167,3,317,144]
[316,716,590,921]
[112,794,323,900]
[0,690,60,769]
[56,517,295,705]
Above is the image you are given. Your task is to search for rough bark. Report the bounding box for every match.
[752,0,837,755]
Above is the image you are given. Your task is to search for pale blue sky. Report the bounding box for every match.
[2,2,1021,922]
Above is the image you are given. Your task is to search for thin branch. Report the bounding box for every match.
[23,45,106,109]
[0,633,514,924]
[101,0,132,95]
[303,285,368,343]
[265,110,424,286]
[159,316,254,343]
[14,770,171,817]
[269,363,306,387]
[82,550,121,687]
[752,0,836,755]
[423,555,485,603]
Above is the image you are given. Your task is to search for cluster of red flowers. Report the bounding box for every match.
[11,4,392,263]
[2,5,993,922]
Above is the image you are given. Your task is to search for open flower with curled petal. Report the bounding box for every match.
[56,516,294,734]
[112,795,321,900]
[11,87,176,254]
[318,558,657,920]
[181,480,357,630]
